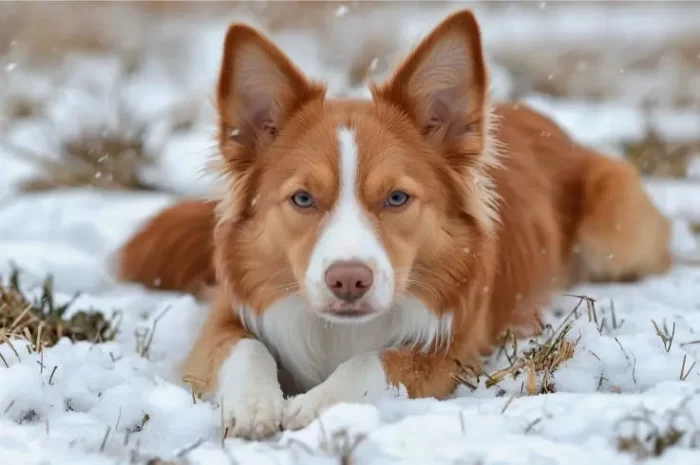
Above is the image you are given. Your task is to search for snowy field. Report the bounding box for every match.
[2,2,700,464]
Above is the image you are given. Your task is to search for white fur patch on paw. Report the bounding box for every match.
[282,389,336,431]
[281,352,398,431]
[218,338,284,440]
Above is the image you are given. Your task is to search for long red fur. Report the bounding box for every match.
[115,8,672,432]
[116,200,217,298]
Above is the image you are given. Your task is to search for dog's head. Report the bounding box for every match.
[213,9,498,323]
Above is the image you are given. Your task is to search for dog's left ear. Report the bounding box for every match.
[372,9,488,145]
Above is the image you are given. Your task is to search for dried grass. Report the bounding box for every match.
[616,391,700,459]
[455,320,578,396]
[15,130,155,193]
[622,119,700,178]
[488,324,577,396]
[5,95,43,120]
[0,1,395,60]
[453,296,607,396]
[500,43,700,106]
[1,111,160,192]
[319,425,367,465]
[0,267,119,355]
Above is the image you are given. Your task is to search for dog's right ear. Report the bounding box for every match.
[216,24,326,156]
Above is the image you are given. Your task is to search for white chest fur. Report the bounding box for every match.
[237,296,453,393]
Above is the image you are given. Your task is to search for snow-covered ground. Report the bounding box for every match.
[2,3,700,465]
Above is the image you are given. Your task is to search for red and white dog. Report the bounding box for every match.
[117,10,672,440]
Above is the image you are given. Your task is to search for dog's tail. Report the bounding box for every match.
[115,200,218,298]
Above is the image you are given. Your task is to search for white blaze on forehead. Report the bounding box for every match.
[304,126,395,310]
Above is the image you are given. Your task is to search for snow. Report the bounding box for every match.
[2,3,700,465]
[522,95,700,147]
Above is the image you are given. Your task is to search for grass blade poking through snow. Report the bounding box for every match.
[455,298,585,396]
[0,267,119,353]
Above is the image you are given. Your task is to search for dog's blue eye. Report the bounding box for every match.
[291,191,315,208]
[386,191,410,207]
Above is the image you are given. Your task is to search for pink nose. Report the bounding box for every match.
[324,261,373,302]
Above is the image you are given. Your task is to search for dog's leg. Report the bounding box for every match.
[574,154,673,283]
[281,348,465,430]
[181,293,284,440]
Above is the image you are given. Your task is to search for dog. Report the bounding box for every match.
[115,9,672,440]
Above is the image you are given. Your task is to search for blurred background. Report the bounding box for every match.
[1,1,699,232]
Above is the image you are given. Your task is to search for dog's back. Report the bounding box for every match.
[472,103,672,341]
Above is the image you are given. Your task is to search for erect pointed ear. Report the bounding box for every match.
[216,23,326,155]
[371,10,488,145]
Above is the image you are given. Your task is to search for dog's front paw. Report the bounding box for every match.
[282,353,392,431]
[217,339,284,441]
[220,382,284,440]
[282,389,337,431]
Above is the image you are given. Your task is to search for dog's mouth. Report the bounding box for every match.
[324,307,375,318]
[320,302,379,322]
